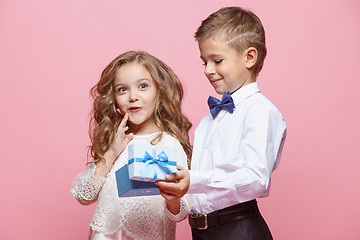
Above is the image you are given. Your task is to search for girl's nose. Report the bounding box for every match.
[129,90,139,102]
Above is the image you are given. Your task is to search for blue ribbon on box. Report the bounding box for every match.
[128,148,176,181]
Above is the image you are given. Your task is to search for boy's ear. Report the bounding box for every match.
[244,47,258,69]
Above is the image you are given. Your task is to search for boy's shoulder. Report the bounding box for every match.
[242,93,286,127]
[241,91,282,115]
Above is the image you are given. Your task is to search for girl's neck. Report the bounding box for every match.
[128,123,161,136]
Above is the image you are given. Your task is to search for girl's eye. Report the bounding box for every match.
[139,83,148,89]
[202,62,207,66]
[117,87,127,93]
[215,59,223,64]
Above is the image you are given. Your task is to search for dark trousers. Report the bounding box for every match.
[191,205,273,240]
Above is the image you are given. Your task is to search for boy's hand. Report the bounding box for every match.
[156,167,190,198]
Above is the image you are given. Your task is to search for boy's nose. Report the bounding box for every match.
[204,63,215,76]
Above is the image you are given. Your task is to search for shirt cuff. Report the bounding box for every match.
[187,170,210,194]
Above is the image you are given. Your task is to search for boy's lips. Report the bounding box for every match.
[210,78,222,85]
[128,106,141,112]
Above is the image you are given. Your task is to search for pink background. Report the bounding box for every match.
[1,0,359,239]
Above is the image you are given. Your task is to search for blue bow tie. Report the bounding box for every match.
[207,91,235,118]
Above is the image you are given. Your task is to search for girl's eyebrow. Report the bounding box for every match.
[113,82,124,88]
[114,78,151,87]
[137,78,151,82]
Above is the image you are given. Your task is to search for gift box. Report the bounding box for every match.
[115,164,159,197]
[128,143,177,182]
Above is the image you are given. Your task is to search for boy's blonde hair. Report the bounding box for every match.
[89,51,192,167]
[195,6,267,76]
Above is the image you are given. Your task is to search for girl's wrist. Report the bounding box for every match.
[166,198,181,215]
[103,149,118,165]
[94,159,113,177]
[94,151,117,177]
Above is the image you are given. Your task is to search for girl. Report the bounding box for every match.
[70,51,192,240]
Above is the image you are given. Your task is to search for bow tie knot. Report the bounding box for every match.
[207,91,235,118]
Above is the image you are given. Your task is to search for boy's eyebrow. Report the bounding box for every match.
[200,54,223,59]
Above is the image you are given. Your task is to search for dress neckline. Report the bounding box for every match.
[132,131,162,140]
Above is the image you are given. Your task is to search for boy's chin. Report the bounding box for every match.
[213,88,226,95]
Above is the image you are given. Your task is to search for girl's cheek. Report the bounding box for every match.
[115,102,125,115]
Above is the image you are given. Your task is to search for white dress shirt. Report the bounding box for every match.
[188,82,287,214]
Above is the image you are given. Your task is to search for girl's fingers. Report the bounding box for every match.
[156,181,177,196]
[177,166,184,171]
[119,113,129,128]
[126,133,134,142]
[158,187,177,201]
[115,124,126,137]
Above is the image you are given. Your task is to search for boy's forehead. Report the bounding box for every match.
[199,38,231,57]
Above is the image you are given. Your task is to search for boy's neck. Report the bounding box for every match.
[230,75,257,94]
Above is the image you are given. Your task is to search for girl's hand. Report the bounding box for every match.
[159,188,181,215]
[95,112,133,177]
[107,112,134,163]
[156,167,190,198]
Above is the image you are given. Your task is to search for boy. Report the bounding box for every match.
[156,6,286,239]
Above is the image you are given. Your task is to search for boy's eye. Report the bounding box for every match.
[215,59,223,64]
[139,83,148,89]
[202,62,207,66]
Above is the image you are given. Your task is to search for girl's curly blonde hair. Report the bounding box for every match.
[89,51,192,168]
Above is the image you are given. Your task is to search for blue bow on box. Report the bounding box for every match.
[128,143,177,182]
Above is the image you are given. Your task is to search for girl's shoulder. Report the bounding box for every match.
[160,131,173,139]
[160,132,181,145]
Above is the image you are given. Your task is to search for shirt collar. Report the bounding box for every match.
[231,82,260,106]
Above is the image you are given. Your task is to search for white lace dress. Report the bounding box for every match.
[70,132,191,240]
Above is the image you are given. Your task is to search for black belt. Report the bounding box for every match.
[189,200,258,230]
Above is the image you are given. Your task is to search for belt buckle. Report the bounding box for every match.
[196,213,208,230]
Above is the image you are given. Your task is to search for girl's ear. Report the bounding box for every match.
[244,47,258,69]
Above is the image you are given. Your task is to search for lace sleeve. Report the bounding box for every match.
[70,163,106,201]
[165,139,192,222]
[165,194,192,222]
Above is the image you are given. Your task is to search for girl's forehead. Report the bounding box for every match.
[114,63,153,84]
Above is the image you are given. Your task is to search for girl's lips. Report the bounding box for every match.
[128,107,141,112]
